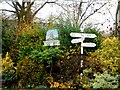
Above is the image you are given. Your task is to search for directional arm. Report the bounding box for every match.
[70,33,97,38]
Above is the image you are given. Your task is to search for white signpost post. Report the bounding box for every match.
[70,32,96,87]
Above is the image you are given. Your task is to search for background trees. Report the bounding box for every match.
[1,0,119,89]
[1,0,58,34]
[1,0,114,31]
[53,0,114,30]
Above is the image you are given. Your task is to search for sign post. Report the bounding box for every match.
[70,32,96,87]
[43,30,60,46]
[70,32,96,54]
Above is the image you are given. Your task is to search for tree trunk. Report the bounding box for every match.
[115,1,120,39]
[17,11,33,35]
[115,3,118,37]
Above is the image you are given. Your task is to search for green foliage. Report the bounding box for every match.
[83,27,102,52]
[90,71,119,88]
[62,46,81,60]
[82,68,93,89]
[86,37,120,75]
[54,55,85,89]
[57,18,80,49]
[3,16,120,89]
[2,52,17,88]
[30,47,63,64]
[10,27,47,61]
[2,19,17,57]
[16,57,46,89]
[2,20,47,61]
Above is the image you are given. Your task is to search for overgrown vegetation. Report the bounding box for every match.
[90,71,119,88]
[2,17,120,89]
[83,27,102,52]
[84,37,120,89]
[86,37,120,75]
[57,18,80,49]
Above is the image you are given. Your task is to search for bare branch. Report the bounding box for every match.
[12,2,20,17]
[22,2,25,8]
[76,1,83,24]
[79,3,107,28]
[54,2,68,12]
[80,0,94,21]
[106,6,115,21]
[26,1,34,10]
[33,1,56,17]
[5,1,14,8]
[16,2,22,9]
[12,2,19,11]
[0,9,16,13]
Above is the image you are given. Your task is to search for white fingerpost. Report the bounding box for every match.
[70,32,96,54]
[70,32,96,87]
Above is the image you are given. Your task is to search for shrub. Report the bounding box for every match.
[86,37,120,75]
[30,47,63,64]
[2,25,17,58]
[57,18,80,50]
[10,27,47,61]
[53,55,85,89]
[61,46,81,60]
[16,57,46,89]
[2,21,47,61]
[2,52,17,88]
[2,18,18,58]
[83,27,102,52]
[89,71,119,89]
